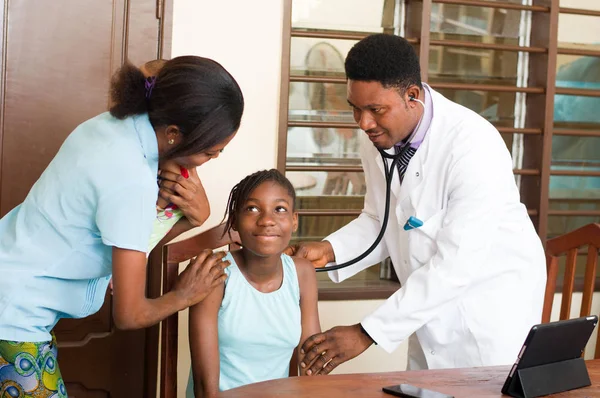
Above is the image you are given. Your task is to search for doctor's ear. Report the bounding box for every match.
[405,86,421,106]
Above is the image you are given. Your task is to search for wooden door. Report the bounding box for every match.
[0,1,172,396]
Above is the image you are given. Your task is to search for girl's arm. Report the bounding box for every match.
[189,281,225,398]
[111,247,228,330]
[293,257,321,376]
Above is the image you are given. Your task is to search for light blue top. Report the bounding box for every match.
[187,252,301,395]
[0,112,159,342]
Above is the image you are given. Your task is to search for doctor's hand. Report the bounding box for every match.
[284,241,335,268]
[158,167,210,227]
[299,324,374,375]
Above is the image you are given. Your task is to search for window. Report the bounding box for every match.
[549,2,600,239]
[278,0,600,299]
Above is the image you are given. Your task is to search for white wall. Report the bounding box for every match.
[171,1,284,238]
[318,301,409,374]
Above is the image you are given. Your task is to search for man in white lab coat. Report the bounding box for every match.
[286,34,546,375]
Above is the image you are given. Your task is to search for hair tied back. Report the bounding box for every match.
[145,76,157,99]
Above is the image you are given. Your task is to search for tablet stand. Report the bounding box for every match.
[506,357,591,398]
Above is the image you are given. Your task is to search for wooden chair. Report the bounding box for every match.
[543,223,600,357]
[158,223,240,398]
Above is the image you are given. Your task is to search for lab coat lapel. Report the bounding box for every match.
[399,120,436,216]
[374,147,406,202]
[400,153,423,205]
[401,89,439,214]
[373,146,403,201]
[391,158,404,201]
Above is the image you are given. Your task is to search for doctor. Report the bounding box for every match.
[286,34,547,375]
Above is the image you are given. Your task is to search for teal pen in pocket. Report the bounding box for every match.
[403,216,423,231]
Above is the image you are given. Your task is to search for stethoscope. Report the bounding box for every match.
[315,96,425,272]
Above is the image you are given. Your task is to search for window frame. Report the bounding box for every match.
[278,0,600,300]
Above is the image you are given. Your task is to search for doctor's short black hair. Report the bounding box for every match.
[222,169,296,239]
[345,34,422,94]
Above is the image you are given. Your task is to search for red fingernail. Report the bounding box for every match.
[180,167,189,179]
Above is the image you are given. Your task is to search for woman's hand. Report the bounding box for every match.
[158,167,210,227]
[112,248,229,330]
[173,250,230,307]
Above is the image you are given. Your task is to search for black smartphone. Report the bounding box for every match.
[382,384,454,398]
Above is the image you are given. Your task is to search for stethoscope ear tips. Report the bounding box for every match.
[409,96,424,107]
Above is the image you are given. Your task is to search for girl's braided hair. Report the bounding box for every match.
[222,169,296,238]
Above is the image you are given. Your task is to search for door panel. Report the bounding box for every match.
[128,0,163,65]
[56,293,147,397]
[1,0,121,215]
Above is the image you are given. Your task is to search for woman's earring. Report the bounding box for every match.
[168,138,175,145]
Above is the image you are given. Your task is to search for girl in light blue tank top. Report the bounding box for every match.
[187,170,320,397]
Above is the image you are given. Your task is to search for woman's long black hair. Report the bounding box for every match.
[110,56,244,160]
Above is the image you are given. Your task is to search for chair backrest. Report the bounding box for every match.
[544,223,600,357]
[159,223,240,398]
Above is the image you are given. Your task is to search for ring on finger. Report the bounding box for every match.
[322,357,333,369]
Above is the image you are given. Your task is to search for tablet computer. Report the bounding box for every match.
[501,315,598,396]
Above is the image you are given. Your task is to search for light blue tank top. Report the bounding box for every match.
[187,252,301,395]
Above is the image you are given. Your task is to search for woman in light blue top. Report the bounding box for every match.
[187,170,321,397]
[0,56,243,397]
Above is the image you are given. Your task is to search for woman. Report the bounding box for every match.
[0,56,244,397]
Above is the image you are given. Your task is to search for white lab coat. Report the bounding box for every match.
[326,86,547,370]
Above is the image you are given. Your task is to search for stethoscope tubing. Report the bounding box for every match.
[315,145,411,272]
[315,96,424,272]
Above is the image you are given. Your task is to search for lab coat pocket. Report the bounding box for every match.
[408,210,445,266]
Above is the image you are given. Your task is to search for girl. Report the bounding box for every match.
[187,169,320,397]
[0,56,243,397]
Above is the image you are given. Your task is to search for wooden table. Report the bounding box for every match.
[220,360,600,397]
